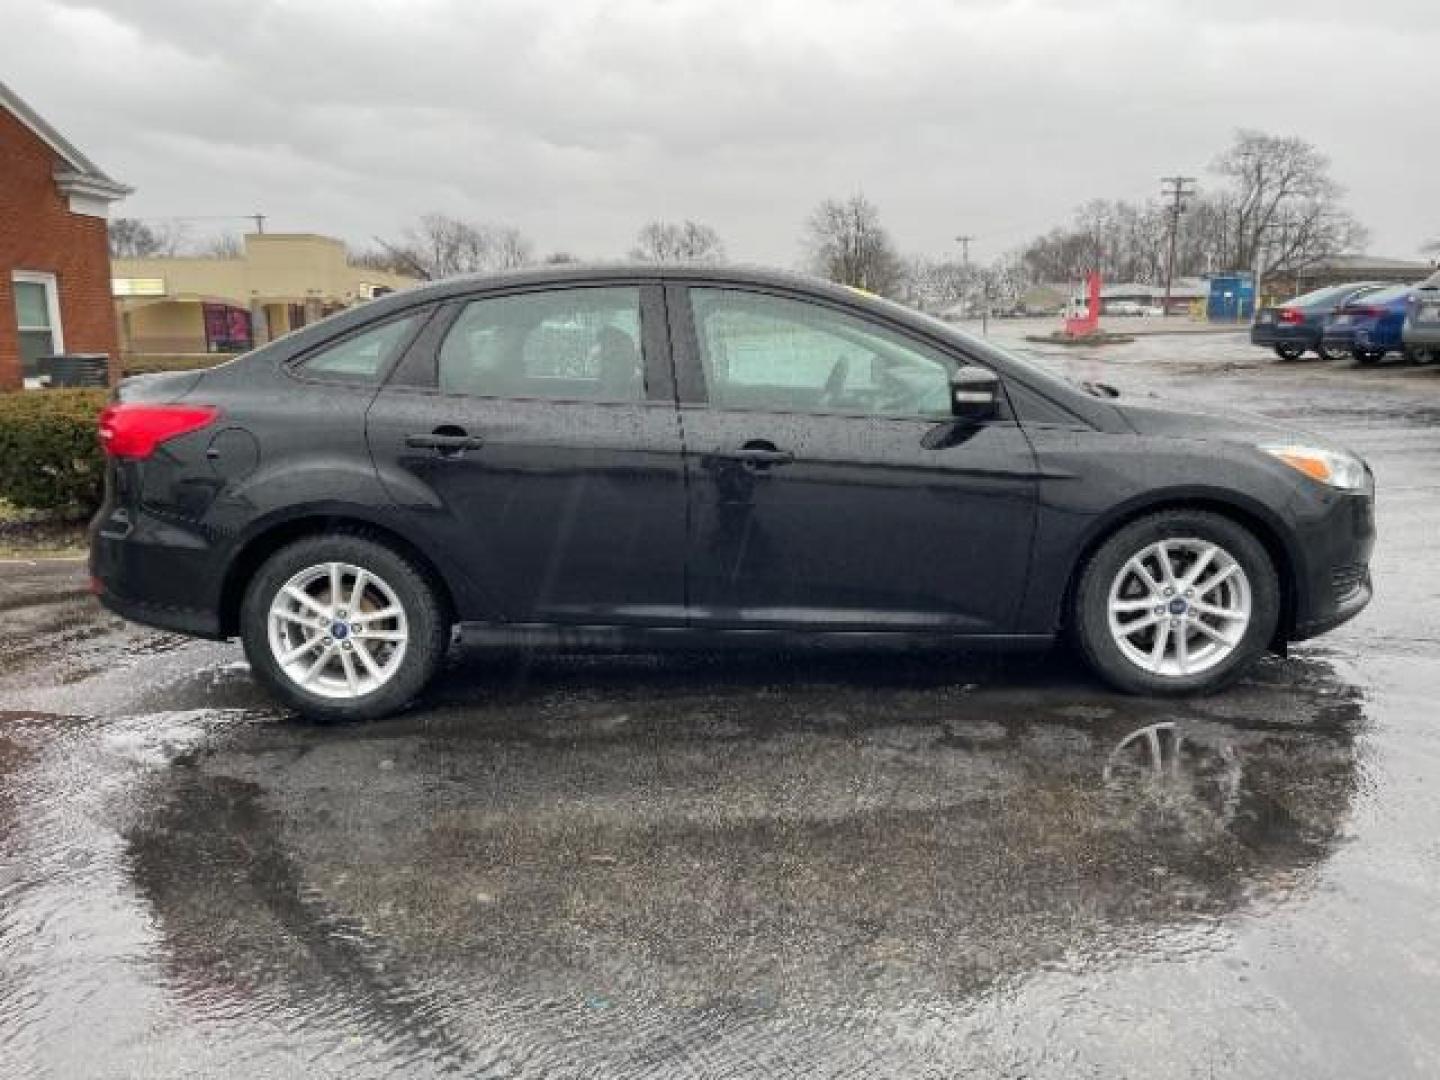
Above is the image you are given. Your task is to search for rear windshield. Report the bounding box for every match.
[1349,285,1412,306]
[1288,285,1354,308]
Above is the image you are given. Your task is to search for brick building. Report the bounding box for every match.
[0,80,130,390]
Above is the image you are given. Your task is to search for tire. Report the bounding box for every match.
[1072,510,1280,697]
[1403,346,1431,365]
[1272,344,1305,361]
[1316,343,1349,362]
[1354,348,1384,365]
[240,532,447,721]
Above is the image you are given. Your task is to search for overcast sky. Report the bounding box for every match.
[4,0,1434,266]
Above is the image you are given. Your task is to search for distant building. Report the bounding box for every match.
[0,79,130,389]
[1098,279,1207,315]
[1273,254,1435,297]
[113,233,415,359]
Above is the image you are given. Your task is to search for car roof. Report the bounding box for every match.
[351,262,934,339]
[394,262,855,302]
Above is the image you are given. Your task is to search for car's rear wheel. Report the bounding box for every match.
[1272,344,1305,361]
[1403,346,1431,365]
[240,533,446,721]
[1317,343,1349,362]
[1354,348,1385,365]
[1073,510,1280,696]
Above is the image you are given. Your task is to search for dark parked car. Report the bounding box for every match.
[90,267,1375,721]
[1251,282,1383,361]
[1402,269,1440,363]
[1320,283,1417,364]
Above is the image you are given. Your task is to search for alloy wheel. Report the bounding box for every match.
[266,561,409,699]
[1106,538,1252,678]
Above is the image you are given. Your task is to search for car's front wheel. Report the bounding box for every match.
[1272,344,1305,361]
[1073,510,1280,696]
[240,533,447,721]
[1316,343,1349,362]
[1354,348,1385,365]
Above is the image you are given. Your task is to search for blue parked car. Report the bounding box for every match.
[1320,284,1417,364]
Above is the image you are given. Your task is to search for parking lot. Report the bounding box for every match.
[1,330,1438,1078]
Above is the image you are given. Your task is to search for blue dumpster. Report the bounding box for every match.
[1207,275,1256,322]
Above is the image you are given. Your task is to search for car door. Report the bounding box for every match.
[668,283,1040,634]
[365,281,688,625]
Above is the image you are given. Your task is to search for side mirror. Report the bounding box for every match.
[950,366,1001,422]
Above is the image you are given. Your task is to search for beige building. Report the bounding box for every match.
[113,233,415,358]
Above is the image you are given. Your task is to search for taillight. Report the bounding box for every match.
[98,404,220,459]
[1278,308,1304,325]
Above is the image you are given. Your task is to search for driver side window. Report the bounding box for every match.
[690,288,953,418]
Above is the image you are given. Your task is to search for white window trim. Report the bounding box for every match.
[12,271,64,355]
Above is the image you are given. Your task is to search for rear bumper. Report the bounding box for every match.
[95,586,224,638]
[89,503,229,640]
[1251,323,1317,348]
[1352,327,1398,351]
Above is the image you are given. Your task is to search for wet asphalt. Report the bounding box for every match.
[1,332,1438,1078]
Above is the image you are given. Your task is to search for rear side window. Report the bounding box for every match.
[301,312,423,382]
[437,287,644,402]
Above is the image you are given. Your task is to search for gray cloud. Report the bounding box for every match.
[3,0,1433,264]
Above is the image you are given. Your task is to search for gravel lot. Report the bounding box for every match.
[1,330,1437,1078]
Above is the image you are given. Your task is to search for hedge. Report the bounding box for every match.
[122,355,228,377]
[0,389,109,513]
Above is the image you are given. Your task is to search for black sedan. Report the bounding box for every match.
[1252,282,1383,361]
[90,266,1375,721]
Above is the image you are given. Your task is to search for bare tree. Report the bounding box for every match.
[109,217,185,258]
[375,214,536,280]
[1212,129,1366,274]
[630,220,726,264]
[194,232,243,259]
[803,194,903,296]
[901,256,974,313]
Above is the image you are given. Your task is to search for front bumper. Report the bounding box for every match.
[1287,488,1375,642]
[1402,323,1440,348]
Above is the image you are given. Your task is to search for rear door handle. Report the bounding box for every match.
[717,447,795,468]
[405,431,485,453]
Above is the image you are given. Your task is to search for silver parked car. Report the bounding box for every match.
[1402,269,1440,364]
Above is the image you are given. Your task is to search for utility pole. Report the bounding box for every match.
[1160,176,1197,316]
[251,213,267,234]
[953,235,973,267]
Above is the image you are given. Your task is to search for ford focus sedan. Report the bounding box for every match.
[90,266,1375,721]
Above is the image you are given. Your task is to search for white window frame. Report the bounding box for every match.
[12,270,65,355]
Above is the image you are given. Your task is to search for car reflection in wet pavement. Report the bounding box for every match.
[1,343,1439,1079]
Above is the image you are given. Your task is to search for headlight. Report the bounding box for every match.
[1260,444,1369,491]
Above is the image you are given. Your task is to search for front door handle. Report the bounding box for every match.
[405,429,485,455]
[716,446,795,468]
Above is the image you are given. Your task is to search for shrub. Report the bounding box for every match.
[0,389,109,513]
[122,354,227,377]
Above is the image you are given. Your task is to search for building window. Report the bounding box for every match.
[12,272,64,378]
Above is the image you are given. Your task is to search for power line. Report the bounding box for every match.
[1160,176,1197,315]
